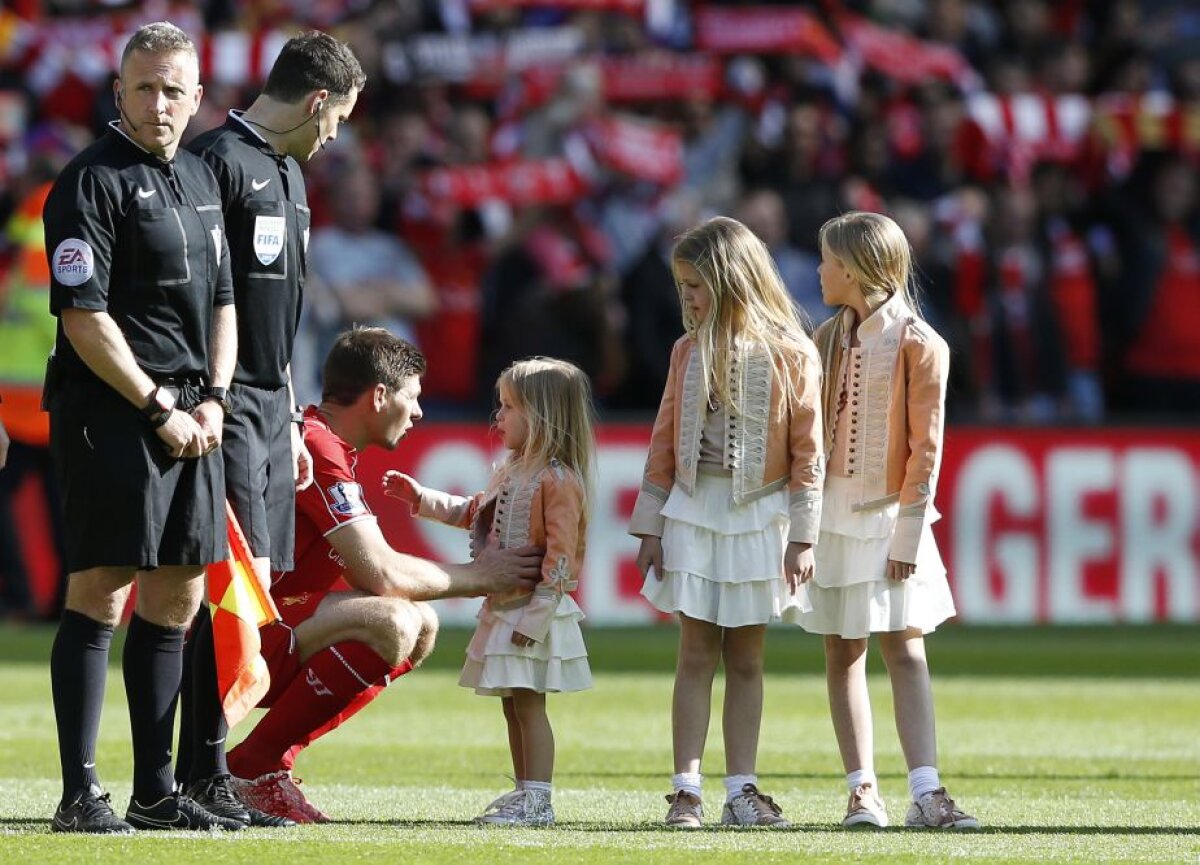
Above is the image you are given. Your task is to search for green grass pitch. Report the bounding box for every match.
[0,624,1197,863]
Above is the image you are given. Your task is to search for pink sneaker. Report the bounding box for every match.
[233,771,330,824]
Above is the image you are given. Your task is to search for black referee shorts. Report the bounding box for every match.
[222,383,295,571]
[49,378,226,573]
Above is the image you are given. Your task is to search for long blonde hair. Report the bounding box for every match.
[495,357,596,502]
[815,211,923,449]
[672,216,812,413]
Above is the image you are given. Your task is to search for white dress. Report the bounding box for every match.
[788,347,956,638]
[641,408,791,627]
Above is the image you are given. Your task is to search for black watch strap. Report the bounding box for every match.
[201,386,232,415]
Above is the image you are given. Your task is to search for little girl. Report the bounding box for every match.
[384,357,593,827]
[630,216,824,829]
[795,211,978,830]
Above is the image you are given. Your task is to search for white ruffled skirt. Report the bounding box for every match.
[641,474,789,628]
[787,475,957,639]
[459,595,592,697]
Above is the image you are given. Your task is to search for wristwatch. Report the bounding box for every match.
[201,386,232,416]
[143,386,177,428]
[290,409,305,428]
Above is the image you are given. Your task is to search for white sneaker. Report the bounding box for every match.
[476,789,555,827]
[474,788,523,823]
[720,784,790,828]
[904,788,979,830]
[842,783,888,829]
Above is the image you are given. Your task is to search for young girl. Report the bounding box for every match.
[795,211,978,830]
[384,357,594,827]
[630,216,824,829]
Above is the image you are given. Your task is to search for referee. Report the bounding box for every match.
[173,32,365,826]
[43,22,242,832]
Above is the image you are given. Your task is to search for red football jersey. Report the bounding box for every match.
[271,406,376,600]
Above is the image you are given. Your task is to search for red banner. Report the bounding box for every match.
[360,423,1200,626]
[586,115,684,185]
[469,0,644,12]
[693,7,841,61]
[421,158,590,206]
[840,13,977,88]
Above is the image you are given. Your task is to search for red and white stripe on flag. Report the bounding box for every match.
[693,7,841,61]
[207,502,280,727]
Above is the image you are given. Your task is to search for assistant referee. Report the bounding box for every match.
[171,32,365,826]
[43,22,243,833]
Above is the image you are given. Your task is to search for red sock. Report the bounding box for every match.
[228,643,412,780]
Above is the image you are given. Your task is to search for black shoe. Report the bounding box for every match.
[189,774,296,828]
[126,791,246,831]
[52,784,135,834]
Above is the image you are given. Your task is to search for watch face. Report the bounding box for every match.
[155,387,177,413]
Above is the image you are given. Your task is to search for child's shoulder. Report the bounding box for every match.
[902,317,949,353]
[671,334,695,355]
[539,459,584,488]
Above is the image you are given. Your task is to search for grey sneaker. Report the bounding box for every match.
[842,783,888,829]
[904,787,980,830]
[663,790,703,829]
[476,789,554,826]
[720,783,790,828]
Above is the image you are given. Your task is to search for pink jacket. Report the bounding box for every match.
[816,294,950,563]
[412,461,585,643]
[629,335,824,544]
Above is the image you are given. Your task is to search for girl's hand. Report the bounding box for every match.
[511,632,535,648]
[636,536,664,580]
[382,470,422,505]
[784,542,814,594]
[886,559,916,581]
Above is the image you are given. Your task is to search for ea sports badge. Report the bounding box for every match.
[52,238,94,287]
[253,215,286,266]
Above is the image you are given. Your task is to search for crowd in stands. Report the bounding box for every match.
[2,0,1200,423]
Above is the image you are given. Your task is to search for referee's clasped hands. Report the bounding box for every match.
[153,403,223,459]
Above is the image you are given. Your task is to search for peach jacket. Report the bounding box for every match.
[628,334,824,544]
[817,294,950,563]
[411,460,586,644]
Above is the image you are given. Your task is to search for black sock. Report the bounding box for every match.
[174,609,201,788]
[186,607,230,784]
[51,609,114,803]
[124,613,186,803]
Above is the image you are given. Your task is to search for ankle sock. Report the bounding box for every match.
[908,765,940,801]
[724,773,757,802]
[847,768,877,793]
[671,772,702,798]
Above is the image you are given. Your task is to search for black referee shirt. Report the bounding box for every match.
[187,112,310,389]
[44,122,234,383]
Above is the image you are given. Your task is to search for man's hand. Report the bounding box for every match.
[156,410,208,459]
[886,559,916,581]
[382,470,422,506]
[191,401,225,454]
[635,535,663,580]
[467,543,543,596]
[784,541,814,594]
[292,423,313,491]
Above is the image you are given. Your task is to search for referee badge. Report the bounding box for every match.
[253,215,286,265]
[52,238,94,286]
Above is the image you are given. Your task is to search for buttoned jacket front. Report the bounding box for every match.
[817,294,950,563]
[412,461,586,643]
[629,334,824,544]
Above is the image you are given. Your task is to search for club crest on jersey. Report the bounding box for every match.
[52,238,94,286]
[327,482,367,517]
[253,215,286,266]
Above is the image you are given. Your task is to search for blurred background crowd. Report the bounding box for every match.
[0,0,1198,617]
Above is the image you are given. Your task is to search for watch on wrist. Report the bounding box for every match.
[290,409,305,428]
[201,386,232,416]
[142,386,176,428]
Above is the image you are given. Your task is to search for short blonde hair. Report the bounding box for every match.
[120,21,198,72]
